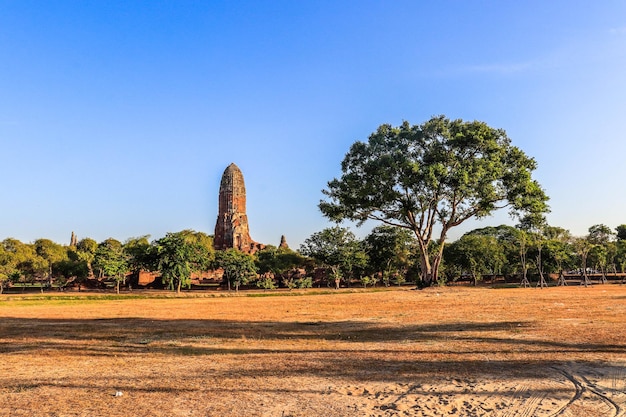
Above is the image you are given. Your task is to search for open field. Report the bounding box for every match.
[1,286,625,417]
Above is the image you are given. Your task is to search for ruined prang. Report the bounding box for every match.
[214,163,262,253]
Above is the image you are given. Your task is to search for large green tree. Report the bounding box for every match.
[33,239,69,290]
[299,226,368,288]
[76,238,98,279]
[444,233,505,286]
[256,246,300,274]
[320,116,549,285]
[587,224,616,283]
[93,238,128,293]
[466,225,522,279]
[541,226,574,285]
[364,225,416,286]
[123,235,154,279]
[215,249,257,292]
[153,231,210,293]
[1,238,41,289]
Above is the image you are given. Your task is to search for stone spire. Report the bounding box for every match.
[214,163,255,252]
[279,235,289,249]
[70,231,78,247]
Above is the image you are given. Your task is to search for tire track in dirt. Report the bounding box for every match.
[552,367,624,417]
[326,363,626,417]
[580,374,622,416]
[551,367,584,417]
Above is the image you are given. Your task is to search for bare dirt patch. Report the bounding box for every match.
[1,286,625,416]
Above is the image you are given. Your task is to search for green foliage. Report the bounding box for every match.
[359,275,378,288]
[153,231,210,293]
[283,274,313,290]
[1,238,40,286]
[444,233,505,285]
[615,240,626,273]
[299,226,368,287]
[320,116,549,285]
[93,238,128,293]
[123,235,153,274]
[615,224,626,241]
[295,276,313,288]
[76,238,98,255]
[587,224,615,245]
[34,238,69,286]
[256,275,277,290]
[255,245,306,275]
[391,273,406,286]
[464,225,521,277]
[214,249,257,292]
[364,225,416,284]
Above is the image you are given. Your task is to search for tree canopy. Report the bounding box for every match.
[215,248,257,292]
[299,226,367,288]
[153,231,210,293]
[320,116,549,285]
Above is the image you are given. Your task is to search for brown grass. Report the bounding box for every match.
[1,286,625,416]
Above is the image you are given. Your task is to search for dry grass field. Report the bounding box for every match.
[1,285,625,417]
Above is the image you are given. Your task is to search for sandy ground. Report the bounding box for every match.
[0,285,625,416]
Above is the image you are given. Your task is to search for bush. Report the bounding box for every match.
[360,275,378,288]
[256,276,277,290]
[296,277,313,289]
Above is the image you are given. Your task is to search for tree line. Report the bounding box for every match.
[1,222,625,293]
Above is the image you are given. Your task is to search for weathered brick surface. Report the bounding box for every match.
[213,163,257,253]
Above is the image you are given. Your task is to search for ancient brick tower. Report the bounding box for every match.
[214,163,255,252]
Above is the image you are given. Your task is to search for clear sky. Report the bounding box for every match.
[1,1,625,248]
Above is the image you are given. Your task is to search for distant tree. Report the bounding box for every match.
[615,240,626,284]
[364,225,416,286]
[517,216,551,288]
[93,238,128,294]
[586,224,616,284]
[123,236,154,278]
[76,238,98,278]
[572,237,593,287]
[214,249,257,292]
[55,247,90,289]
[153,231,210,294]
[299,226,368,289]
[320,116,549,286]
[1,238,40,289]
[33,239,68,290]
[588,224,615,245]
[542,226,574,285]
[178,230,215,271]
[466,225,524,281]
[0,244,12,293]
[255,245,306,277]
[615,224,626,241]
[444,233,505,286]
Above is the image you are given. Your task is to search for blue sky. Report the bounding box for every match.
[1,1,625,247]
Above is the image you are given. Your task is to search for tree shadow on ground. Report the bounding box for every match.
[0,317,624,357]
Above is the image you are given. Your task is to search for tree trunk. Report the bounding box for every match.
[417,232,447,287]
[431,252,443,285]
[418,253,433,287]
